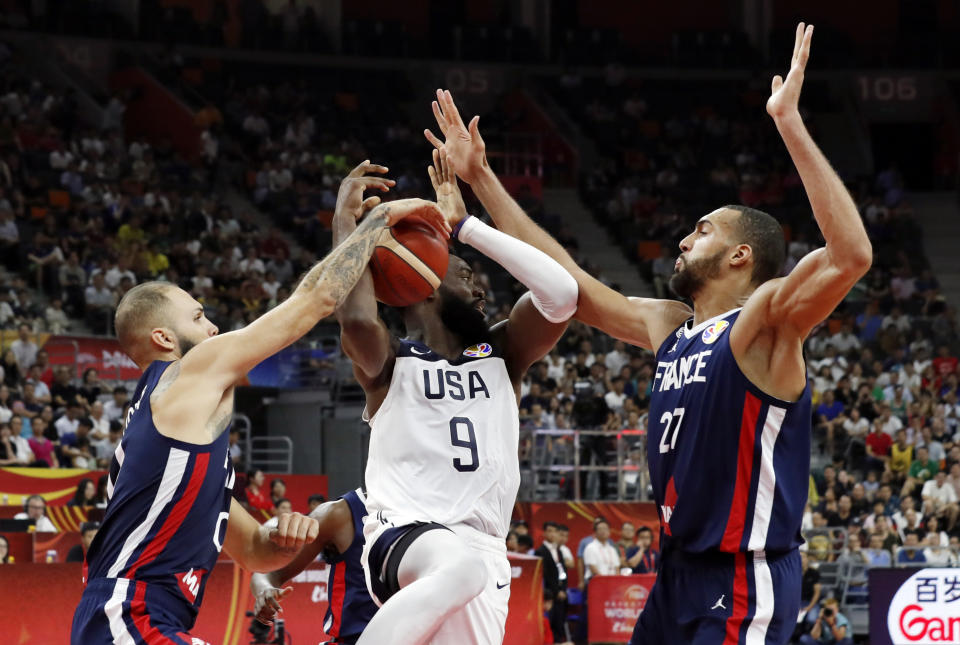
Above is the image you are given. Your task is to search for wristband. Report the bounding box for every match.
[452,215,473,240]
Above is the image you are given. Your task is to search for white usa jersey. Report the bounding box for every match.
[364,338,520,539]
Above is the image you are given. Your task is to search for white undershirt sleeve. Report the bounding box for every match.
[456,216,578,323]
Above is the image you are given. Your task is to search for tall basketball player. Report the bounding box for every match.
[427,24,871,645]
[250,488,378,644]
[334,158,577,645]
[70,162,447,645]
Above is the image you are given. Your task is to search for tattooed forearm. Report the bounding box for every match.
[295,208,388,306]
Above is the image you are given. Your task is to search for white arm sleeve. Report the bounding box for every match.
[457,216,578,323]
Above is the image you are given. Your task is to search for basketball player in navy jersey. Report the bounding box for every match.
[250,489,377,644]
[71,162,447,645]
[428,23,871,645]
[334,155,577,645]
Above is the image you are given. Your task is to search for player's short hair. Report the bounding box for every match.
[543,521,558,531]
[114,281,175,357]
[723,205,786,286]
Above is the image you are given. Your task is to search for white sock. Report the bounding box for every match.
[356,528,487,645]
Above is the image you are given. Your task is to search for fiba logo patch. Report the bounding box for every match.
[701,320,730,345]
[463,343,492,358]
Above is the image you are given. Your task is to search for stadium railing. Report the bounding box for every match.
[522,428,649,502]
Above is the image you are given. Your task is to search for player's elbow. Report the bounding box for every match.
[833,241,873,277]
[533,271,579,323]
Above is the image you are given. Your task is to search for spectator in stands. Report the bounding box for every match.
[103,386,128,423]
[88,400,109,441]
[67,478,96,507]
[0,350,19,389]
[898,530,927,565]
[95,420,121,468]
[10,322,37,370]
[506,531,520,553]
[270,478,286,506]
[864,418,892,473]
[307,494,326,513]
[228,428,242,466]
[27,416,57,467]
[0,534,8,564]
[556,524,575,573]
[77,368,104,408]
[801,597,852,645]
[0,421,29,465]
[903,445,939,497]
[889,430,913,481]
[921,470,959,530]
[798,551,821,625]
[66,521,100,563]
[517,534,535,555]
[582,518,619,584]
[535,521,568,643]
[54,402,83,438]
[624,525,659,574]
[923,532,957,566]
[244,469,273,511]
[14,494,56,532]
[84,271,116,334]
[615,521,636,569]
[865,532,892,567]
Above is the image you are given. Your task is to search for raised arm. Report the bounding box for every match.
[429,147,577,383]
[740,24,872,340]
[177,164,447,397]
[425,90,690,352]
[333,162,397,391]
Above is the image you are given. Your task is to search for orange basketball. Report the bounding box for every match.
[369,214,450,307]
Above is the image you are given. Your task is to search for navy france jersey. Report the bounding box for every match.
[322,489,377,644]
[83,360,235,626]
[649,308,811,554]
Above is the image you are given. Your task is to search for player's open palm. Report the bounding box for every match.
[424,89,488,185]
[767,22,813,120]
[334,160,395,222]
[428,146,468,227]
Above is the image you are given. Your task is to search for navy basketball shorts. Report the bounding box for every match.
[629,548,800,645]
[71,578,212,645]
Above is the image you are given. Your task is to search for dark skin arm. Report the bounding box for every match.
[428,148,570,396]
[332,161,399,415]
[250,499,355,624]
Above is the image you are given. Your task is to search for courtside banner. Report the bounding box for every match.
[588,574,657,643]
[869,567,960,645]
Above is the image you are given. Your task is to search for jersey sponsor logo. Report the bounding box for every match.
[653,350,712,392]
[667,329,681,353]
[410,346,430,356]
[423,369,491,400]
[496,581,510,589]
[177,567,207,603]
[462,343,492,358]
[711,594,727,610]
[701,320,729,344]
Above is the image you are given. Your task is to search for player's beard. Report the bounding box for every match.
[439,288,492,346]
[173,328,202,358]
[669,247,727,299]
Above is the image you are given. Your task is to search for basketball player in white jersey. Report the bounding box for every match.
[334,155,578,645]
[427,26,873,645]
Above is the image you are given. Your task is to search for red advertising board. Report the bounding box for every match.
[0,554,543,644]
[588,574,657,643]
[43,334,143,381]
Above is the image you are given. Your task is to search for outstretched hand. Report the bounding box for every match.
[334,160,395,222]
[428,147,468,228]
[424,89,488,185]
[767,23,813,121]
